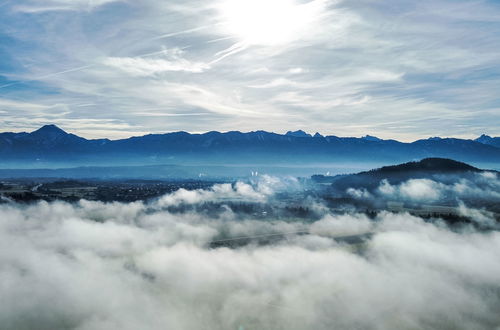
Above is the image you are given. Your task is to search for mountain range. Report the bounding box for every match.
[0,125,499,169]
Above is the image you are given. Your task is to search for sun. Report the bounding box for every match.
[217,0,323,46]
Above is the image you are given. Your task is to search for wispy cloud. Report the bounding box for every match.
[13,0,121,12]
[103,55,210,76]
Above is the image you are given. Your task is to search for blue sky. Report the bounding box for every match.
[0,0,499,140]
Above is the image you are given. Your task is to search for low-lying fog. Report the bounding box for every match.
[1,175,500,330]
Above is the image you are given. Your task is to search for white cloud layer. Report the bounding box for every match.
[345,171,500,227]
[1,200,500,329]
[376,172,500,203]
[0,177,500,329]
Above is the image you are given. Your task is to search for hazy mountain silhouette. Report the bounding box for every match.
[286,130,312,138]
[0,125,499,168]
[476,134,500,148]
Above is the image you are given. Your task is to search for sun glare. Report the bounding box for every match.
[218,0,323,46]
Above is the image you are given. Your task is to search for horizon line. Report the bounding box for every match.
[0,124,498,144]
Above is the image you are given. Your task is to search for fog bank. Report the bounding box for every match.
[1,191,500,330]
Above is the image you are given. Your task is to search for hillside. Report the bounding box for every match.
[321,158,489,191]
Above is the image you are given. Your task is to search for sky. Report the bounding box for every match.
[0,0,499,140]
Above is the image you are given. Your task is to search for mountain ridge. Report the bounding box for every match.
[3,125,499,143]
[0,125,499,168]
[2,125,498,144]
[475,134,500,148]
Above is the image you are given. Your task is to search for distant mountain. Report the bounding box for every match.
[285,130,312,138]
[1,125,500,168]
[319,158,488,192]
[361,135,382,142]
[476,134,500,148]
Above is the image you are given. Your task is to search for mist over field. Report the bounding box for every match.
[1,176,500,330]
